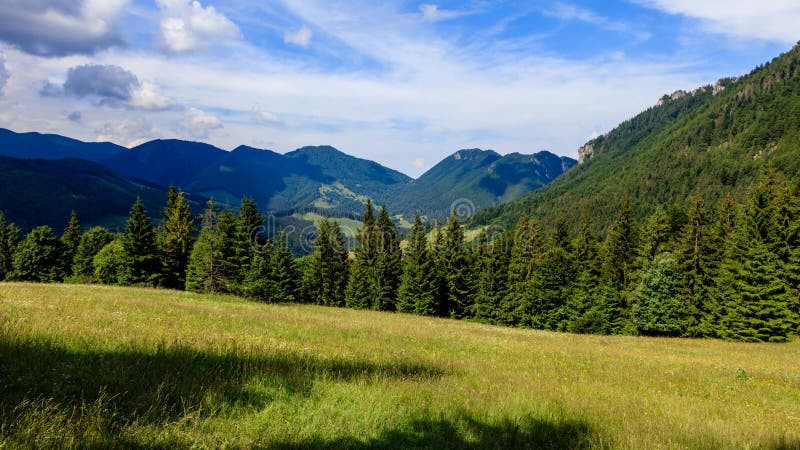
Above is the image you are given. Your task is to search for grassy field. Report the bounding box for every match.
[1,283,799,449]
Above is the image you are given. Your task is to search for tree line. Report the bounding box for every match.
[1,173,798,342]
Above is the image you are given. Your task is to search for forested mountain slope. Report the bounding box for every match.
[473,43,800,233]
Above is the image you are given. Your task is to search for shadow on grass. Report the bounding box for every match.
[0,331,444,440]
[265,413,596,450]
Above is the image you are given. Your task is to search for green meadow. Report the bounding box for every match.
[1,282,799,449]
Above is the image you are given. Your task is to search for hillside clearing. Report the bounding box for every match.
[1,283,799,449]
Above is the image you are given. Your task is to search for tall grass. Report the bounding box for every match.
[1,282,799,449]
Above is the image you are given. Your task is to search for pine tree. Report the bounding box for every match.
[11,226,65,282]
[397,216,439,316]
[158,187,195,289]
[244,243,278,302]
[304,218,349,306]
[0,212,20,281]
[121,198,160,286]
[345,200,376,309]
[72,226,114,281]
[60,211,82,270]
[632,252,686,336]
[372,205,401,311]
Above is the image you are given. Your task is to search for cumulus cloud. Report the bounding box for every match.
[634,0,800,44]
[183,107,222,139]
[0,53,9,95]
[96,116,158,147]
[63,64,140,103]
[284,25,313,47]
[0,0,127,57]
[156,0,240,52]
[43,64,174,110]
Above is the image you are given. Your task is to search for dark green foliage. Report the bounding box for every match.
[121,199,160,286]
[303,218,349,306]
[397,216,439,316]
[158,187,195,289]
[677,197,721,337]
[716,178,797,342]
[526,246,577,330]
[372,205,402,311]
[0,212,19,281]
[633,253,686,336]
[71,227,114,281]
[186,201,242,295]
[60,211,82,268]
[504,217,544,325]
[345,200,376,309]
[602,200,638,291]
[470,231,510,324]
[435,214,473,318]
[244,236,300,303]
[11,226,65,282]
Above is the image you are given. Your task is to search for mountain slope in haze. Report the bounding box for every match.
[105,139,228,187]
[0,128,124,162]
[0,156,190,232]
[474,43,800,233]
[185,145,413,212]
[390,149,576,221]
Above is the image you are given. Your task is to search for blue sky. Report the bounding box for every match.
[0,0,797,177]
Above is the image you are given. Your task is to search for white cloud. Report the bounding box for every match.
[183,107,222,139]
[0,0,128,56]
[129,81,175,111]
[250,105,282,126]
[633,0,800,44]
[284,25,313,47]
[544,3,650,40]
[419,4,475,22]
[96,116,158,147]
[156,0,241,52]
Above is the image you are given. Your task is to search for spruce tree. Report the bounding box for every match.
[236,197,263,276]
[503,217,544,325]
[60,211,82,270]
[716,178,796,342]
[270,233,301,303]
[471,230,510,324]
[526,245,577,330]
[244,243,278,302]
[372,205,401,311]
[437,213,471,318]
[158,187,195,289]
[186,200,240,294]
[0,212,20,281]
[676,196,720,337]
[72,226,114,281]
[397,216,439,316]
[304,218,349,306]
[121,198,160,286]
[11,226,65,282]
[345,200,376,309]
[600,200,638,333]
